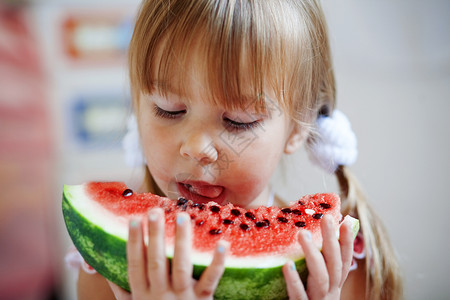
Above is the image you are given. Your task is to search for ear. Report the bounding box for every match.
[284,123,307,154]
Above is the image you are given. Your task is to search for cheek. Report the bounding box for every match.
[231,168,267,193]
[225,141,281,191]
[226,123,286,186]
[140,123,178,182]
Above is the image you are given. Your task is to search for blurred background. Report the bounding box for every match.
[0,0,448,299]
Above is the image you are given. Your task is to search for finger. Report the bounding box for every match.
[195,240,228,297]
[146,208,169,293]
[338,219,354,287]
[172,212,193,292]
[127,218,149,294]
[298,230,329,291]
[321,215,342,288]
[282,261,308,300]
[107,280,132,300]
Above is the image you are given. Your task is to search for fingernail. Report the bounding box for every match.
[148,211,158,222]
[176,214,187,225]
[303,230,311,241]
[130,218,140,228]
[290,261,296,271]
[217,241,228,254]
[218,244,226,253]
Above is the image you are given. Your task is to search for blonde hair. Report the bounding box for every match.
[128,0,403,299]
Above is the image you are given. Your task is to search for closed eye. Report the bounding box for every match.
[224,118,261,132]
[153,105,186,119]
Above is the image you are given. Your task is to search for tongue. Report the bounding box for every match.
[188,184,224,198]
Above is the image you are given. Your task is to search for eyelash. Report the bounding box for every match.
[224,118,261,132]
[153,105,185,119]
[153,105,260,132]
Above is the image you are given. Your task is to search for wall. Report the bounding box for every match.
[274,1,450,299]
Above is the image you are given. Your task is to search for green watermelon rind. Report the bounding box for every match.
[63,194,129,289]
[62,184,358,300]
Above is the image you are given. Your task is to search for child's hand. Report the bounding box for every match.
[107,208,228,300]
[282,215,354,300]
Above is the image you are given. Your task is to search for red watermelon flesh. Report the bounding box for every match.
[86,181,340,257]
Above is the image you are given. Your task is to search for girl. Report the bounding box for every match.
[74,0,403,299]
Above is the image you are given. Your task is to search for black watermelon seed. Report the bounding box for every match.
[210,206,220,213]
[190,214,196,220]
[191,203,205,210]
[231,209,241,216]
[177,197,188,205]
[191,203,203,208]
[298,201,305,205]
[313,213,323,219]
[277,217,288,223]
[291,209,302,215]
[240,223,250,231]
[256,220,270,228]
[245,212,256,220]
[122,189,133,197]
[209,228,222,235]
[320,203,331,209]
[295,221,306,227]
[222,219,234,225]
[281,208,292,214]
[196,220,204,226]
[255,221,265,227]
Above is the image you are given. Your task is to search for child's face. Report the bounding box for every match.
[137,55,305,209]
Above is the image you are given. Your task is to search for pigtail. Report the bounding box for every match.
[336,166,403,300]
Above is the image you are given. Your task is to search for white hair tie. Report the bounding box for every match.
[122,115,146,167]
[307,109,358,173]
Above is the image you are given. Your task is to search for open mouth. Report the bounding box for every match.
[177,181,227,205]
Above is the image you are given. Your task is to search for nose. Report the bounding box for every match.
[180,131,218,165]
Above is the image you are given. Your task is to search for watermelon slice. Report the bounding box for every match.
[62,182,359,300]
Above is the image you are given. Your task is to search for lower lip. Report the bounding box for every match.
[177,183,227,205]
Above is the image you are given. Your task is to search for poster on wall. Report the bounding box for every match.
[61,10,133,65]
[68,93,129,149]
